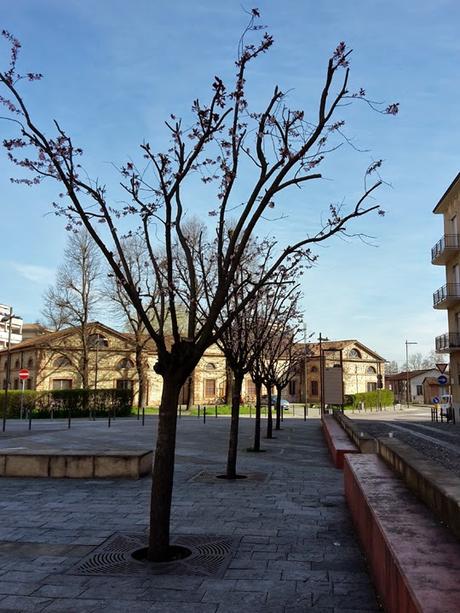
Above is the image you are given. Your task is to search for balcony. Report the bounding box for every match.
[431,234,460,265]
[433,284,460,308]
[435,332,460,352]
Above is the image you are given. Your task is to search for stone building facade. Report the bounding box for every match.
[432,172,460,423]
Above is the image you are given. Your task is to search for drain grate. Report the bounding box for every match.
[190,470,268,483]
[69,533,239,578]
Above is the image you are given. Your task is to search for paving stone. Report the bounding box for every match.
[0,418,379,611]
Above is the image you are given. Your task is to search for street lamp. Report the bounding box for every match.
[405,340,418,407]
[318,333,329,417]
[1,307,16,432]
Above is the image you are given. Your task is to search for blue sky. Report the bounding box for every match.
[0,0,459,365]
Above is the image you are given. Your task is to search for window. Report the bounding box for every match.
[88,334,109,348]
[311,366,318,373]
[311,380,319,396]
[54,356,72,368]
[13,378,19,390]
[116,379,132,390]
[204,379,216,398]
[205,362,216,371]
[349,349,361,359]
[366,366,376,374]
[27,358,34,369]
[416,385,423,396]
[26,378,33,390]
[366,382,377,392]
[52,379,72,390]
[288,380,296,395]
[117,358,134,369]
[14,359,20,369]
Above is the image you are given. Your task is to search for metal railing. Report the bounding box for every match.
[433,284,460,307]
[435,332,460,352]
[431,234,460,262]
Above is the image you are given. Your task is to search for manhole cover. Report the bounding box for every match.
[69,533,239,578]
[190,470,268,483]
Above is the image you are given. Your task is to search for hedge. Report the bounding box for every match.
[0,388,133,419]
[344,389,394,409]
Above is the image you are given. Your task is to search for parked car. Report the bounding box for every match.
[261,395,290,410]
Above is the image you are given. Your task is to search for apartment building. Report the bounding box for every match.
[432,172,460,422]
[0,304,23,349]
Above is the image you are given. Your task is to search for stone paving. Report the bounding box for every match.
[0,416,379,612]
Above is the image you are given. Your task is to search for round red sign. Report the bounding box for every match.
[18,368,29,380]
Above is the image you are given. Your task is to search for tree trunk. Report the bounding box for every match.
[253,379,262,451]
[266,383,273,439]
[147,373,182,561]
[135,347,147,409]
[275,385,282,430]
[226,371,243,478]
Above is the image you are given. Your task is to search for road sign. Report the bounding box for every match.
[18,369,29,381]
[432,396,440,404]
[436,363,448,374]
[437,374,448,385]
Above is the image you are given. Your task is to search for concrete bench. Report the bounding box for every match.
[378,437,460,540]
[321,415,359,469]
[0,449,153,479]
[344,454,460,613]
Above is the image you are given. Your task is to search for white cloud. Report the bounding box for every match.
[11,263,55,285]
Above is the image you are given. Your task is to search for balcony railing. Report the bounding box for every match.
[435,332,460,352]
[431,234,460,264]
[433,284,460,308]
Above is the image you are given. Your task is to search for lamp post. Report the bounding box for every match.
[405,340,418,407]
[318,333,329,417]
[1,307,15,432]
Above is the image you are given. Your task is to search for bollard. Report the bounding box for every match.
[28,408,32,431]
[108,408,111,428]
[203,406,206,424]
[215,405,218,418]
[179,404,182,418]
[142,406,145,426]
[304,405,307,421]
[250,405,252,419]
[51,408,54,421]
[197,405,201,418]
[137,406,140,420]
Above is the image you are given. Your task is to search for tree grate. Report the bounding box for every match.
[190,470,269,483]
[68,533,239,578]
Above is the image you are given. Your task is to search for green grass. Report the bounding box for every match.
[132,404,269,416]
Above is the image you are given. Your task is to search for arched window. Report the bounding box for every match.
[349,348,361,359]
[27,358,34,369]
[54,356,72,368]
[117,358,134,369]
[14,359,20,369]
[311,366,318,373]
[366,366,377,375]
[88,334,109,348]
[206,362,216,371]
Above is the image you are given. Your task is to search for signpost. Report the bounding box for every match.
[18,369,29,421]
[435,363,448,374]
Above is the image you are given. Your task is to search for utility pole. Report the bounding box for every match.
[405,340,417,407]
[2,307,14,432]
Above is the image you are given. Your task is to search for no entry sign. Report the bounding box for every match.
[18,369,29,381]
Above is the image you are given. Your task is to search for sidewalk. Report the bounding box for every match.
[0,417,378,612]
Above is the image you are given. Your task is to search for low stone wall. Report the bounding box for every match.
[334,412,376,453]
[377,437,460,540]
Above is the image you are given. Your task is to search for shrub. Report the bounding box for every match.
[344,389,394,409]
[0,388,133,418]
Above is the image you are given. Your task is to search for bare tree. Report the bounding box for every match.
[0,13,398,561]
[42,229,101,388]
[106,236,155,410]
[271,336,304,430]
